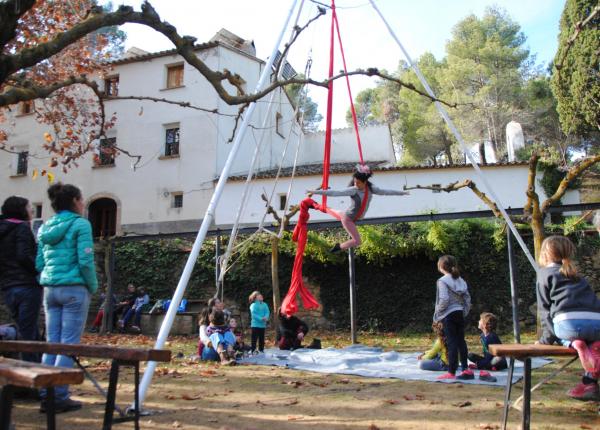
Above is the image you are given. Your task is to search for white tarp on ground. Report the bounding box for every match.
[241,344,551,387]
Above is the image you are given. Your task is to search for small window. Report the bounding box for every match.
[166,64,184,89]
[97,137,116,166]
[432,184,442,193]
[279,194,287,211]
[19,101,33,115]
[34,204,42,219]
[16,151,28,175]
[172,193,183,208]
[104,76,119,96]
[165,127,180,156]
[275,112,284,138]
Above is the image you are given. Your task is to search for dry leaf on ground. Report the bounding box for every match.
[453,401,472,408]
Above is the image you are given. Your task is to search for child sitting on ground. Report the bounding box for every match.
[206,309,236,365]
[229,318,250,356]
[418,322,448,371]
[468,312,507,372]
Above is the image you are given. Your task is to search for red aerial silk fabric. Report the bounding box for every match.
[281,198,322,316]
[282,0,370,316]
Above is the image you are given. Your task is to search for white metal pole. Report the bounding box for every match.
[136,0,300,408]
[369,0,538,271]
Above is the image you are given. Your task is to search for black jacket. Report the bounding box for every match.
[537,264,600,344]
[276,315,309,342]
[0,219,39,290]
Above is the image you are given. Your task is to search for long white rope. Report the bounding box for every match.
[135,0,300,408]
[369,0,538,271]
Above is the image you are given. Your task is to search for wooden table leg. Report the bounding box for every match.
[102,360,120,430]
[134,362,140,430]
[0,385,14,430]
[522,358,531,430]
[46,386,56,430]
[501,357,515,430]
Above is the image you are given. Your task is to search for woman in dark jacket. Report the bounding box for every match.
[0,196,42,362]
[276,308,309,350]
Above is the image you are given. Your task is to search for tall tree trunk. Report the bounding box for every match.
[271,236,281,324]
[101,239,115,335]
[478,142,487,165]
[443,133,454,165]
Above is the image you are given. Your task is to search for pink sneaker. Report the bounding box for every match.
[479,370,497,382]
[571,340,597,373]
[457,369,475,380]
[437,372,456,380]
[567,382,600,401]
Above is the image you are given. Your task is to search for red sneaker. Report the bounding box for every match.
[437,372,456,380]
[468,363,477,370]
[567,382,600,401]
[572,340,597,373]
[479,370,497,382]
[457,369,475,380]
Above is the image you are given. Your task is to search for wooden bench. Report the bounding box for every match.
[489,344,578,430]
[0,341,171,430]
[0,357,84,430]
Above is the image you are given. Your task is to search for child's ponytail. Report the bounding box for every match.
[437,255,461,279]
[539,236,579,280]
[560,257,578,279]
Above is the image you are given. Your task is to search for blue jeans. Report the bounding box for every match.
[419,356,448,371]
[554,319,600,347]
[209,331,236,350]
[201,346,219,361]
[2,286,43,362]
[41,286,91,401]
[122,307,143,327]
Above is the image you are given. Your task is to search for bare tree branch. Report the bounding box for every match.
[104,95,237,116]
[523,152,540,219]
[261,193,300,228]
[0,2,460,109]
[541,154,600,213]
[407,179,503,218]
[273,6,326,79]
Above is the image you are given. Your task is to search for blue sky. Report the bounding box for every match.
[112,0,566,128]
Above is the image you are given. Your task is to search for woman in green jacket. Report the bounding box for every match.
[36,183,97,414]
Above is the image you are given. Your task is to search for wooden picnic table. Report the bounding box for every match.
[489,343,578,430]
[0,341,171,430]
[0,356,84,430]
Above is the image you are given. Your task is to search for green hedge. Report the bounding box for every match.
[112,219,557,332]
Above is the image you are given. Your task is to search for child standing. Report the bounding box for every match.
[249,291,270,353]
[418,322,449,371]
[537,235,600,401]
[433,255,473,380]
[468,312,507,371]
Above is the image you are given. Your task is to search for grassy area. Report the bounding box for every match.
[9,330,600,430]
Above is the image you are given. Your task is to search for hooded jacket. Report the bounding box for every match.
[433,274,471,322]
[0,218,39,290]
[537,263,600,345]
[36,211,98,293]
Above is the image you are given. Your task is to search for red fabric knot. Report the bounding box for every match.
[282,198,321,316]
